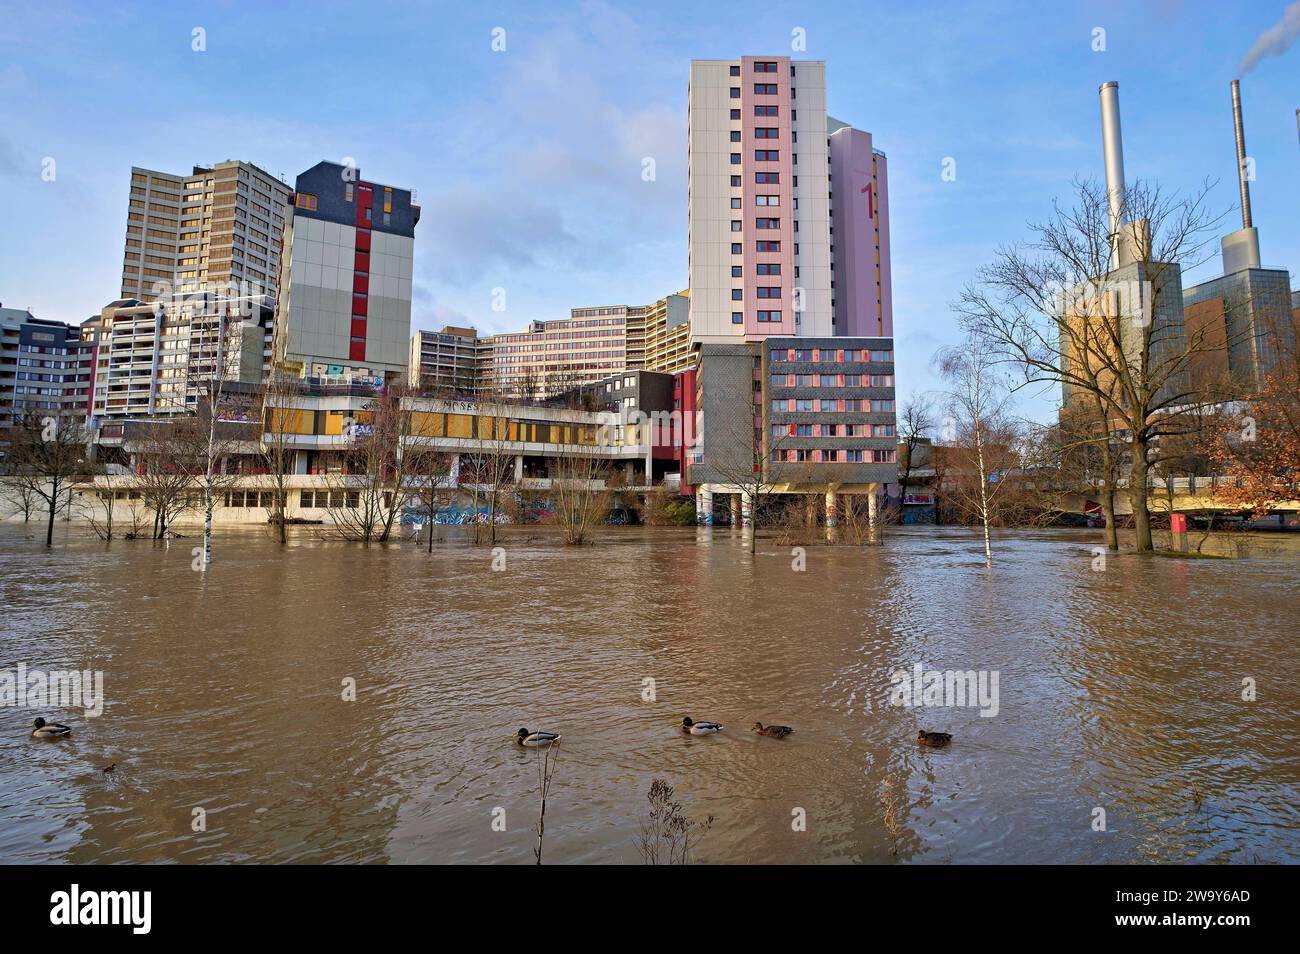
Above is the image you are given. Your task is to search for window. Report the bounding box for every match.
[731,289,743,300]
[730,87,741,98]
[731,265,742,277]
[730,130,741,142]
[755,149,778,161]
[731,312,743,324]
[757,310,781,322]
[756,240,780,252]
[869,349,893,362]
[730,153,741,165]
[731,220,742,232]
[755,217,780,229]
[730,108,741,120]
[295,193,317,210]
[383,187,392,214]
[757,263,780,275]
[756,172,779,184]
[757,287,781,299]
[731,243,742,254]
[754,83,777,94]
[730,197,742,209]
[755,195,780,206]
[754,61,778,72]
[730,65,740,76]
[754,127,779,138]
[344,183,354,202]
[730,175,742,187]
[754,105,778,116]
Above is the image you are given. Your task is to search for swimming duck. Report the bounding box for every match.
[515,728,561,747]
[31,718,72,739]
[917,730,952,747]
[752,721,794,738]
[681,717,723,735]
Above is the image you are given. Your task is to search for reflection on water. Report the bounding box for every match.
[0,523,1296,864]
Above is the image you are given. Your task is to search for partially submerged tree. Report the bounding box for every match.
[259,368,307,545]
[551,428,610,545]
[4,412,87,546]
[896,391,937,525]
[1214,358,1300,514]
[956,177,1230,550]
[326,387,418,544]
[936,332,1019,565]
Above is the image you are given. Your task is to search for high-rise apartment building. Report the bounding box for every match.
[85,294,270,419]
[0,305,92,432]
[121,162,291,303]
[274,161,419,381]
[688,56,834,343]
[478,305,640,395]
[685,56,898,515]
[828,120,893,338]
[409,325,485,394]
[642,291,695,373]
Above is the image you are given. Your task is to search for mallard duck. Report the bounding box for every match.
[681,717,723,735]
[752,721,794,738]
[31,718,72,739]
[515,728,561,747]
[917,730,952,747]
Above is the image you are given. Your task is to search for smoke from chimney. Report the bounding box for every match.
[1238,1,1300,75]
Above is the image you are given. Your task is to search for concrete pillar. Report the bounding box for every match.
[740,493,753,528]
[805,495,817,528]
[450,454,461,483]
[626,460,635,484]
[825,490,838,528]
[730,494,741,525]
[868,483,879,544]
[514,454,524,483]
[696,487,714,524]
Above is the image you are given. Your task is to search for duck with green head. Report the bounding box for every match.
[31,718,72,740]
[515,728,561,747]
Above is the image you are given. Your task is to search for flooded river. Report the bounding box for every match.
[1,523,1296,863]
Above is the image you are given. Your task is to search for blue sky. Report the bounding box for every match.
[2,0,1297,418]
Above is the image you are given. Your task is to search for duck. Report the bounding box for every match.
[681,717,723,735]
[31,718,72,739]
[752,721,794,739]
[515,728,561,747]
[917,730,952,747]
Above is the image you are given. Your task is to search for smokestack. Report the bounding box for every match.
[1098,82,1126,269]
[1231,80,1253,228]
[1220,80,1262,273]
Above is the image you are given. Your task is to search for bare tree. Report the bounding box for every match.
[956,177,1231,550]
[896,392,936,524]
[132,421,200,539]
[4,412,87,546]
[325,387,418,544]
[403,430,454,553]
[465,392,517,546]
[551,421,611,545]
[704,388,798,553]
[937,332,1019,565]
[259,368,306,545]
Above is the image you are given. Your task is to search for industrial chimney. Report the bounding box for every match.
[1221,79,1262,272]
[1098,82,1126,269]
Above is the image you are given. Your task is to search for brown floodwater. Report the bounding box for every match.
[1,522,1297,864]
